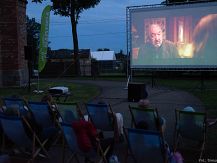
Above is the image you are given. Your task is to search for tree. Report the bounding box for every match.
[32,0,101,76]
[26,16,41,69]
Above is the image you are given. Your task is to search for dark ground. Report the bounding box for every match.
[7,79,217,162]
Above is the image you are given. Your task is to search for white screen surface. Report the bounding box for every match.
[129,2,217,69]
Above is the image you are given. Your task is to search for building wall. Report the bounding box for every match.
[0,0,28,87]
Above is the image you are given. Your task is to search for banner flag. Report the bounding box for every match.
[38,5,51,72]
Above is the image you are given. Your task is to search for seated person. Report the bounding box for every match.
[72,120,114,162]
[182,106,217,127]
[137,99,166,132]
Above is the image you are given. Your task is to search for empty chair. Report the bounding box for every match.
[0,113,49,162]
[124,128,167,163]
[173,109,207,159]
[60,122,111,163]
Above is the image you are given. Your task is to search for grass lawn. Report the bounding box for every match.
[0,80,100,103]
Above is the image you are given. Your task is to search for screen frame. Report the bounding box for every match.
[127,1,217,71]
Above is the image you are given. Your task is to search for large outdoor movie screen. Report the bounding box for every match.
[130,2,217,69]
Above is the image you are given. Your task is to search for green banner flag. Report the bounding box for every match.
[38,5,51,72]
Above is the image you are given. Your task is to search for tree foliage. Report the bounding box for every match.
[32,0,101,76]
[26,16,41,68]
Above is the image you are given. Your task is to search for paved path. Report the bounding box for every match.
[71,80,205,159]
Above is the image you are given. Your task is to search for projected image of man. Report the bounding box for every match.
[137,23,179,64]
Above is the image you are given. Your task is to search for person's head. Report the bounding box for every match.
[183,106,195,112]
[138,99,150,108]
[148,24,163,48]
[192,14,217,58]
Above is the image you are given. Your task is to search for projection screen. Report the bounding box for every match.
[129,2,217,69]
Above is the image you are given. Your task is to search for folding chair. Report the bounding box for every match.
[129,105,164,132]
[173,109,207,159]
[26,101,59,148]
[85,103,117,139]
[1,97,28,116]
[56,102,83,123]
[124,128,167,163]
[0,113,49,162]
[60,122,111,163]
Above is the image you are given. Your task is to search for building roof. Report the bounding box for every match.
[91,51,116,61]
[47,49,91,59]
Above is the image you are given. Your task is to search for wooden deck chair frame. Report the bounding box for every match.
[123,127,167,163]
[26,101,57,128]
[129,105,162,132]
[0,113,49,162]
[173,109,207,159]
[26,101,60,148]
[51,102,84,145]
[60,122,111,163]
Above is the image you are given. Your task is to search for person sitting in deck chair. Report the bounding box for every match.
[72,119,114,162]
[137,99,166,132]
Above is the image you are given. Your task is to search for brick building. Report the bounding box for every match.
[0,0,28,87]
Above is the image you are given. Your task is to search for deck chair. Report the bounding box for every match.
[124,128,167,163]
[85,103,117,139]
[173,109,207,159]
[26,101,59,148]
[60,122,111,163]
[129,105,163,132]
[1,97,28,116]
[56,102,83,123]
[0,113,49,162]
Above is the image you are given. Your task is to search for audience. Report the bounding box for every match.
[137,99,166,132]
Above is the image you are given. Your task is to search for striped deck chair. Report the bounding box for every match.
[124,128,167,163]
[129,105,165,132]
[0,113,49,162]
[173,109,207,159]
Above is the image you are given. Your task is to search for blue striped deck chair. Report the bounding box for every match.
[129,105,163,132]
[27,101,56,128]
[56,102,83,123]
[85,103,114,131]
[0,113,49,162]
[26,101,59,146]
[124,128,167,163]
[1,97,28,116]
[174,109,207,159]
[60,122,110,163]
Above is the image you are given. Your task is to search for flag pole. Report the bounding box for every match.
[34,5,51,94]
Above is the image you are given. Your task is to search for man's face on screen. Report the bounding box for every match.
[149,24,163,48]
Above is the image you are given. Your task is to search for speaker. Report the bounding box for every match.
[24,46,33,61]
[128,82,148,102]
